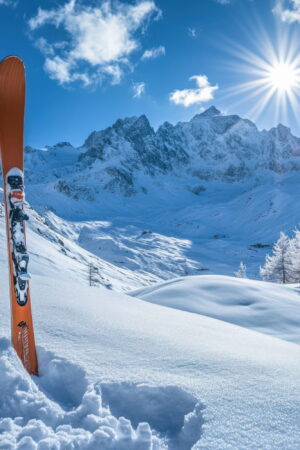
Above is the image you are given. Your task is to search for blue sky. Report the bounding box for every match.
[1,0,300,147]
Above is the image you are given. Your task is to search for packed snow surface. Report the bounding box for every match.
[130,275,300,344]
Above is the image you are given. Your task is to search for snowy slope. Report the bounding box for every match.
[24,171,300,284]
[0,190,174,291]
[0,215,300,448]
[130,275,300,344]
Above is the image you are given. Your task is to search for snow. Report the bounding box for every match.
[0,197,298,448]
[19,171,300,290]
[0,108,300,448]
[0,338,167,449]
[0,258,300,448]
[130,275,300,344]
[24,169,300,285]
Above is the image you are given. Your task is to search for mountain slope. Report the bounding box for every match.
[22,171,300,283]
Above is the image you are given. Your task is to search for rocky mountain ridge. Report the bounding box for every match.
[24,106,300,199]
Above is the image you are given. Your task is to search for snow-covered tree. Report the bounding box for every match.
[234,261,247,278]
[260,232,291,283]
[283,229,300,283]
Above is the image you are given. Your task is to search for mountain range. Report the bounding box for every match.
[26,105,300,199]
[15,106,300,289]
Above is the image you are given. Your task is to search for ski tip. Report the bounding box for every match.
[0,56,25,86]
[0,56,24,68]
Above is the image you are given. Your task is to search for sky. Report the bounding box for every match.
[1,0,300,148]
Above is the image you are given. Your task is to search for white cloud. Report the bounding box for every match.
[274,0,300,22]
[29,0,160,87]
[188,27,197,38]
[44,55,92,86]
[214,0,231,4]
[169,75,218,107]
[132,81,146,98]
[141,45,165,60]
[0,0,17,6]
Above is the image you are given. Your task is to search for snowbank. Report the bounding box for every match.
[130,275,300,344]
[0,338,204,449]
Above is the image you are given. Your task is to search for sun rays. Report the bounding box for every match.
[220,20,300,126]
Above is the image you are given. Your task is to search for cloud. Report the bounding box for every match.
[141,45,165,60]
[29,0,160,87]
[214,0,231,4]
[273,0,300,22]
[132,81,145,98]
[169,75,218,107]
[0,0,17,6]
[188,27,197,38]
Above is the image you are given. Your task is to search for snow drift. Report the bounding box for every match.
[130,275,300,344]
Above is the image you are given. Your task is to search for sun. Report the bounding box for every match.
[221,23,300,124]
[268,62,298,93]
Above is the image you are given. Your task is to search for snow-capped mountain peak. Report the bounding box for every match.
[52,141,74,149]
[198,105,221,117]
[24,108,300,203]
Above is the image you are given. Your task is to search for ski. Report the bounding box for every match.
[0,56,38,375]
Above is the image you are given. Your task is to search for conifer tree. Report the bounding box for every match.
[235,261,247,278]
[260,232,290,283]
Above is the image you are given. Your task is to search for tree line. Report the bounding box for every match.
[235,230,300,284]
[260,231,300,284]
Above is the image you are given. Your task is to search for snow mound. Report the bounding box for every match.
[0,338,204,449]
[130,275,300,344]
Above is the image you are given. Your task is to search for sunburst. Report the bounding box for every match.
[268,61,298,92]
[219,20,300,125]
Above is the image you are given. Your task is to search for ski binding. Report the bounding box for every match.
[6,167,30,306]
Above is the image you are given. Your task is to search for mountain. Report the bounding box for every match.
[25,106,300,200]
[19,107,300,285]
